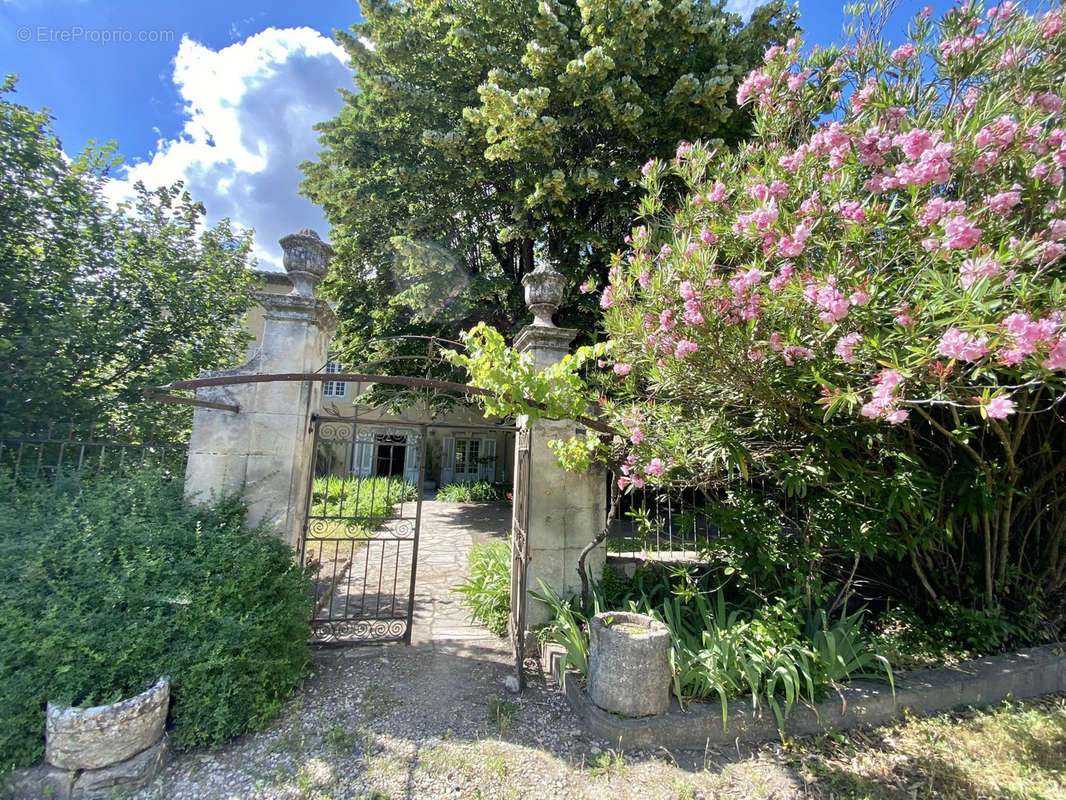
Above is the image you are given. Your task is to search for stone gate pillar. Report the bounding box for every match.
[515,261,607,627]
[184,229,337,549]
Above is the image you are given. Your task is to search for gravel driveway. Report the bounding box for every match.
[129,500,800,800]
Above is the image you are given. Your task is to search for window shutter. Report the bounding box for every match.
[440,436,455,485]
[404,434,421,486]
[479,438,496,481]
[352,431,374,477]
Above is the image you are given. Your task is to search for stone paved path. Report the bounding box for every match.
[410,498,511,649]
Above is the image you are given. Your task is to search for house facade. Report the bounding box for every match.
[246,271,514,490]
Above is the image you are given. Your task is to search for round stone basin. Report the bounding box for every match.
[45,677,170,770]
[588,611,671,718]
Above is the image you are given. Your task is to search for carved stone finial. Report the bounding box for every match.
[279,228,333,298]
[521,259,566,328]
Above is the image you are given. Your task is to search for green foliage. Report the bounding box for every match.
[0,469,312,771]
[453,540,511,636]
[436,479,500,503]
[0,77,257,439]
[535,570,892,730]
[531,582,594,683]
[301,0,795,368]
[311,475,417,519]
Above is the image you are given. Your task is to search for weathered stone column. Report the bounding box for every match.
[184,229,337,549]
[515,261,607,627]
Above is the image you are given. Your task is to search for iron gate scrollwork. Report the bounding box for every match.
[509,427,531,688]
[302,415,427,645]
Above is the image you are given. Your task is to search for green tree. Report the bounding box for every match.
[302,0,795,372]
[0,77,258,439]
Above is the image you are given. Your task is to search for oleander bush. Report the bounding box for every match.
[0,468,312,772]
[451,1,1066,640]
[453,540,511,636]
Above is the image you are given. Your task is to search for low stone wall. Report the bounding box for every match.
[3,678,171,800]
[542,642,1066,749]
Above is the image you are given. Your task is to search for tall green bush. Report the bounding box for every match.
[0,469,312,771]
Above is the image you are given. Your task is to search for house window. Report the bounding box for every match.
[454,438,481,480]
[323,361,346,397]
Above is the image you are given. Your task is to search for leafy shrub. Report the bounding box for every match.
[310,475,416,519]
[453,541,510,636]
[0,469,312,771]
[437,480,499,502]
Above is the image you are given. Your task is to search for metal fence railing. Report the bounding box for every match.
[0,423,188,483]
[605,476,802,563]
[606,480,719,561]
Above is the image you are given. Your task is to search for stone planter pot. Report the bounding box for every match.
[587,611,671,718]
[45,677,170,770]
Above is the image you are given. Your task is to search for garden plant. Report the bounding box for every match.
[449,0,1066,716]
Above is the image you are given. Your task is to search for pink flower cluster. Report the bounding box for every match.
[942,214,983,250]
[803,279,851,323]
[617,454,668,491]
[938,328,990,362]
[895,141,955,187]
[1000,312,1065,367]
[980,394,1015,419]
[674,339,698,360]
[890,43,916,63]
[985,188,1022,214]
[834,332,862,363]
[737,68,774,107]
[861,369,908,424]
[959,256,1002,288]
[975,115,1020,149]
[938,33,987,59]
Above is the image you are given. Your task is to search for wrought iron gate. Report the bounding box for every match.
[302,415,427,645]
[509,427,532,687]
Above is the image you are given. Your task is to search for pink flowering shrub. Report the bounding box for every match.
[599,3,1066,610]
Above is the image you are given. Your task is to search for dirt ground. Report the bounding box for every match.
[127,501,1066,800]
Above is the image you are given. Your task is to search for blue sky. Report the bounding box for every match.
[1,0,958,267]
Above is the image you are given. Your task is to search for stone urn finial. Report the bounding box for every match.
[279,228,333,298]
[522,259,566,328]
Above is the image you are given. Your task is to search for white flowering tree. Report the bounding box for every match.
[453,2,1066,617]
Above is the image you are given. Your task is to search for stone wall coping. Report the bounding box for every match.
[513,324,577,354]
[542,641,1066,750]
[256,291,337,332]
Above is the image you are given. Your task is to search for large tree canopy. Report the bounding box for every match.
[301,0,795,372]
[0,77,257,438]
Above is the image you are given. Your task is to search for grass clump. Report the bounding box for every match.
[453,540,511,636]
[436,480,499,502]
[0,469,312,772]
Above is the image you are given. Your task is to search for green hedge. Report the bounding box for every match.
[0,469,312,771]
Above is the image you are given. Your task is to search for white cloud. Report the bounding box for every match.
[725,0,761,21]
[104,27,350,268]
